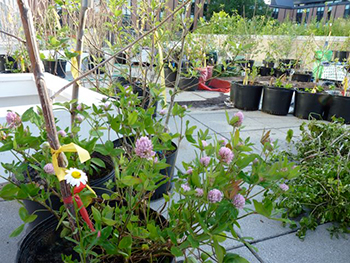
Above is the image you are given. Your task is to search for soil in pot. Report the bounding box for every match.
[262,86,294,116]
[292,73,312,82]
[43,59,67,78]
[325,95,350,124]
[230,82,263,111]
[114,137,178,200]
[293,90,330,120]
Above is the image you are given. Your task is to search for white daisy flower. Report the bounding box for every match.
[65,168,88,187]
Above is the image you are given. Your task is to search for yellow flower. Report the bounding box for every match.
[65,168,88,187]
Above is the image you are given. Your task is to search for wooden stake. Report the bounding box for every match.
[16,0,78,237]
[71,0,91,127]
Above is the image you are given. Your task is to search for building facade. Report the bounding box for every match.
[269,0,350,23]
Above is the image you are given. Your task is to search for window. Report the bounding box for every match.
[344,5,350,18]
[327,6,332,21]
[296,9,303,24]
[316,7,324,22]
[272,8,279,19]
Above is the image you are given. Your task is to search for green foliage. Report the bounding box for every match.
[206,0,270,20]
[274,120,350,238]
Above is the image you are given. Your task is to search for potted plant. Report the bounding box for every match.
[231,67,263,111]
[325,76,350,123]
[7,110,299,262]
[262,75,295,116]
[293,85,330,120]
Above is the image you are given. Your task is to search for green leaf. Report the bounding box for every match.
[102,217,117,226]
[128,111,138,126]
[236,155,257,169]
[0,183,18,199]
[213,240,225,263]
[253,200,272,218]
[171,246,183,257]
[121,176,141,186]
[91,158,106,168]
[24,214,38,224]
[21,107,35,122]
[118,235,132,256]
[91,206,101,223]
[223,253,249,263]
[0,142,13,152]
[19,207,29,222]
[10,224,24,237]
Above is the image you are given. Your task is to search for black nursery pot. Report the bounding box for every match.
[293,90,330,120]
[263,60,274,68]
[333,51,349,62]
[325,95,350,124]
[178,69,199,91]
[230,82,263,111]
[17,216,78,263]
[17,213,175,263]
[88,55,105,74]
[262,86,294,116]
[292,73,312,82]
[0,55,19,73]
[43,59,67,78]
[164,66,177,88]
[114,137,178,200]
[259,66,273,76]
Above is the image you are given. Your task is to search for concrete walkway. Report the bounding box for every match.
[1,89,350,262]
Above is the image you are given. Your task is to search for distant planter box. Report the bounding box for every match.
[0,73,107,183]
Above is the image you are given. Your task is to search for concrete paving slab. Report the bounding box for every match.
[189,110,268,134]
[253,223,350,263]
[0,201,26,263]
[250,114,305,130]
[166,89,206,102]
[167,114,209,135]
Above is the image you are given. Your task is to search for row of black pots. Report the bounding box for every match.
[231,83,294,115]
[231,82,350,123]
[23,138,178,230]
[17,210,175,263]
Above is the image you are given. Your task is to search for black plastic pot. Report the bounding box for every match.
[206,51,218,65]
[114,137,178,200]
[333,51,349,62]
[0,55,18,73]
[17,213,175,263]
[274,68,290,78]
[259,66,273,76]
[164,66,177,88]
[17,216,78,263]
[231,82,263,111]
[263,60,274,68]
[293,90,330,120]
[262,86,294,116]
[178,69,199,91]
[43,59,67,78]
[325,95,350,124]
[292,73,312,82]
